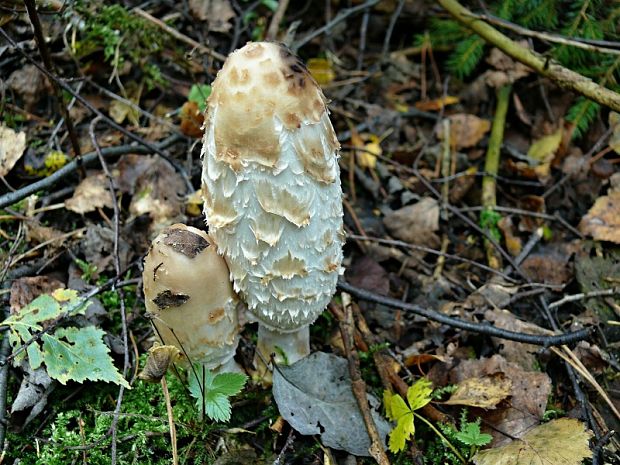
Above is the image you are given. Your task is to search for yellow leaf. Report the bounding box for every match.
[443,374,512,409]
[415,96,459,111]
[473,418,593,465]
[527,128,562,162]
[186,189,204,217]
[52,288,79,302]
[406,377,433,411]
[307,58,335,86]
[384,390,410,422]
[388,413,415,453]
[358,134,382,169]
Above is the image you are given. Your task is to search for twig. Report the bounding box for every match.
[272,429,295,465]
[338,280,592,347]
[0,135,180,210]
[23,0,81,158]
[292,0,380,52]
[548,287,620,310]
[0,27,193,191]
[133,8,226,61]
[0,321,12,450]
[437,0,620,112]
[482,84,511,270]
[266,0,290,41]
[381,0,405,61]
[592,429,615,465]
[470,12,620,56]
[357,7,370,70]
[339,293,390,465]
[502,227,543,276]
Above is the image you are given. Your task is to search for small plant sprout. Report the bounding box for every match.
[142,224,241,372]
[384,378,467,463]
[201,42,344,370]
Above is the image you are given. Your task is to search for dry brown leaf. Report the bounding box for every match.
[473,418,592,465]
[7,64,51,110]
[65,173,113,214]
[579,191,620,243]
[10,276,66,313]
[0,125,26,177]
[443,373,512,409]
[383,197,440,247]
[497,216,522,257]
[189,0,235,32]
[179,101,204,138]
[415,96,459,111]
[484,46,532,88]
[436,114,491,150]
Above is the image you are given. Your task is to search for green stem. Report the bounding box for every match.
[413,411,467,464]
[481,84,511,269]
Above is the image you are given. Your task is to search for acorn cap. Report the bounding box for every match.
[202,42,344,333]
[143,224,239,369]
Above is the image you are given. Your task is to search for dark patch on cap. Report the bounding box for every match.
[153,290,190,310]
[161,228,209,258]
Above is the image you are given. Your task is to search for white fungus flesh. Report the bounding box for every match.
[201,42,344,364]
[143,224,240,371]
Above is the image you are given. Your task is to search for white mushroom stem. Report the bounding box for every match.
[143,224,241,371]
[256,324,310,366]
[201,42,344,370]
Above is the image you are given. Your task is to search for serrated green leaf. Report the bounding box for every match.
[209,372,247,397]
[456,421,492,447]
[407,378,433,411]
[188,84,211,112]
[204,392,232,422]
[388,412,415,453]
[42,327,129,388]
[384,391,411,422]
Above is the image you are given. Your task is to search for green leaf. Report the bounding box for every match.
[407,378,433,411]
[188,84,212,112]
[209,372,248,397]
[388,412,415,453]
[188,366,247,422]
[261,0,279,11]
[384,390,410,422]
[456,420,492,447]
[204,392,232,422]
[42,327,130,388]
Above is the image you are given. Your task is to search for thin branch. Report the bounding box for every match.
[0,322,12,450]
[0,135,181,210]
[437,0,620,112]
[338,280,592,347]
[292,0,380,52]
[133,8,226,61]
[548,287,620,310]
[23,0,81,157]
[266,0,290,41]
[381,0,405,61]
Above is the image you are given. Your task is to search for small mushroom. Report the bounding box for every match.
[201,42,344,367]
[143,224,240,372]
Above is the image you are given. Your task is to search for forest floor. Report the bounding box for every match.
[0,1,619,464]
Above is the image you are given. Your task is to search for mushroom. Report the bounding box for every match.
[143,223,240,372]
[201,42,344,367]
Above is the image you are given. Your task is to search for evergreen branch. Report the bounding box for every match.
[437,0,620,112]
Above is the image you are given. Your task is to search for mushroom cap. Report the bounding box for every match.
[143,224,239,369]
[202,42,344,332]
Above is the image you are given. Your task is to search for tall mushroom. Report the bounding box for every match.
[143,224,240,372]
[201,42,344,367]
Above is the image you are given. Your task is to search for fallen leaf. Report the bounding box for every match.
[24,150,69,177]
[415,96,459,111]
[443,373,512,409]
[272,352,390,456]
[436,114,491,150]
[65,173,113,214]
[484,46,532,88]
[473,418,592,465]
[180,101,204,138]
[185,189,204,217]
[109,99,140,126]
[307,58,335,86]
[10,276,65,314]
[526,127,563,180]
[189,0,235,32]
[579,191,620,243]
[448,355,551,446]
[609,111,620,154]
[497,216,522,257]
[0,125,26,177]
[11,360,53,430]
[383,198,440,247]
[7,64,51,110]
[484,309,553,370]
